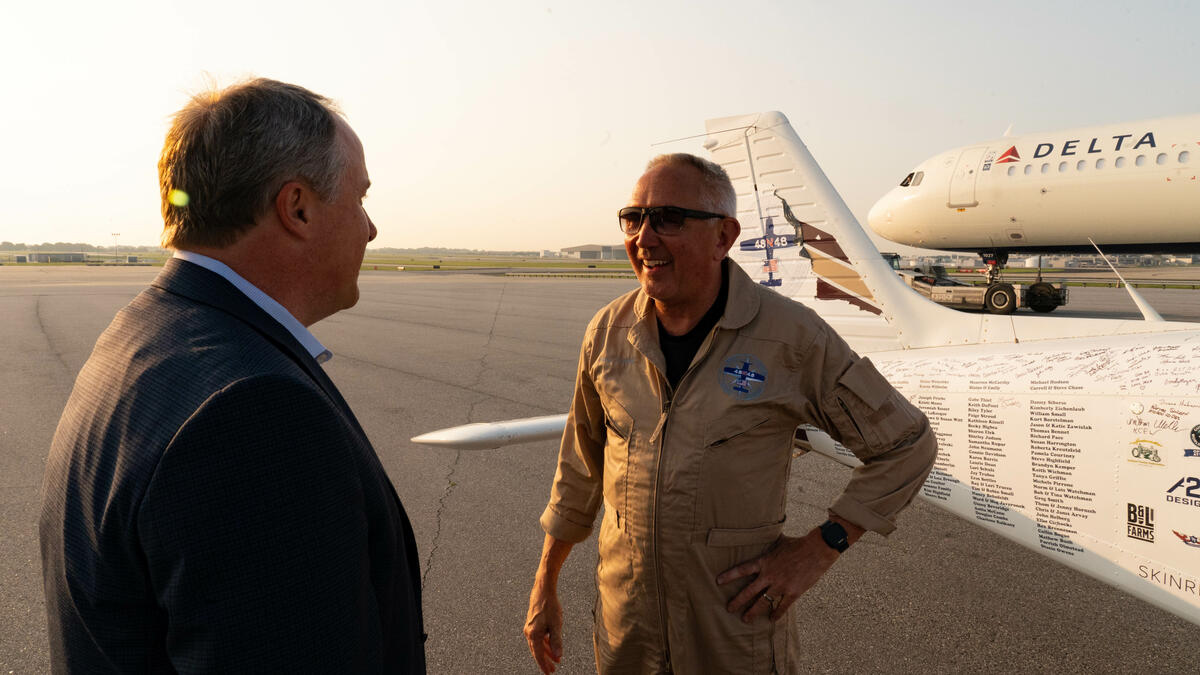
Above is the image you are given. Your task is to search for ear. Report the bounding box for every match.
[714,217,741,259]
[274,180,318,240]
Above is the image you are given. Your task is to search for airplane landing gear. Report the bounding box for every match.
[980,250,1008,285]
[980,251,1015,314]
[977,251,1066,314]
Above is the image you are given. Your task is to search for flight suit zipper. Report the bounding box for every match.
[650,327,720,673]
[836,397,867,444]
[653,395,673,673]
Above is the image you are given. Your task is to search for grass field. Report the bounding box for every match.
[360,253,630,271]
[1,251,631,272]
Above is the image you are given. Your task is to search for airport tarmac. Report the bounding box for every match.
[2,265,1197,673]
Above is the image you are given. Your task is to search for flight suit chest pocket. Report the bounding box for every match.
[706,416,771,451]
[602,398,634,530]
[827,357,919,458]
[699,415,788,529]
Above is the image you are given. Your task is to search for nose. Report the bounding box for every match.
[632,217,661,249]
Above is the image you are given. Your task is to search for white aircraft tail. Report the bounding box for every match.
[702,112,1198,353]
[704,111,920,352]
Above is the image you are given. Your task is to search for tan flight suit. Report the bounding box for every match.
[541,261,937,674]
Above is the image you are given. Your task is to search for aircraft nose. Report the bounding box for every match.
[867,191,899,241]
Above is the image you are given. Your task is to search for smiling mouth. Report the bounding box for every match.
[641,259,670,269]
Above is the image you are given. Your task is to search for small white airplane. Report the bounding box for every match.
[868,114,1200,267]
[413,111,1200,628]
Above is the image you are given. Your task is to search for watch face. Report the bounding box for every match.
[820,520,849,551]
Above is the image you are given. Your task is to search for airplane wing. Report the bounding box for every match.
[412,111,1200,629]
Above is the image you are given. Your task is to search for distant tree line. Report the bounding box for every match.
[368,246,541,257]
[0,242,168,253]
[1,242,544,256]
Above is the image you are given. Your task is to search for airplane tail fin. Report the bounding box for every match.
[704,111,961,352]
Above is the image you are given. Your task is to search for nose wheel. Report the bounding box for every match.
[981,251,1015,313]
[984,283,1017,314]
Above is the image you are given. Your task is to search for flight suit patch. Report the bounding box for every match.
[719,354,768,401]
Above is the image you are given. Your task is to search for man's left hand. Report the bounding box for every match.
[716,528,840,623]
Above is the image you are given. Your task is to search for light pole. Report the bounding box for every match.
[112,232,120,264]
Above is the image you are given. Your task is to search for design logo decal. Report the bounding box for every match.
[995,146,1021,164]
[1173,530,1200,547]
[720,354,768,401]
[1129,439,1164,465]
[1126,503,1154,542]
[1190,424,1200,448]
[1138,566,1199,596]
[1166,476,1200,509]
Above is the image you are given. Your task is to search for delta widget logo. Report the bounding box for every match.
[995,146,1021,164]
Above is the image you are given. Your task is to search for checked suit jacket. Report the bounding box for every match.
[39,259,426,673]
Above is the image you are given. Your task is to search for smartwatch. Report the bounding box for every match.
[819,519,850,553]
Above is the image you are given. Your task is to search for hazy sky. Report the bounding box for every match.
[3,1,1199,252]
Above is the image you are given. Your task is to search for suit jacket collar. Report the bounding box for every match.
[150,259,365,437]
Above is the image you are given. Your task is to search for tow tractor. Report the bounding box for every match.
[880,252,1068,315]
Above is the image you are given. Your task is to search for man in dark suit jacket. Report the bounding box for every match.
[39,79,425,672]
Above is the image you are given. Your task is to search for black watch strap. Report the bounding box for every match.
[819,519,850,553]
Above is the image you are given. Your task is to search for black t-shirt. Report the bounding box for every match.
[657,267,730,389]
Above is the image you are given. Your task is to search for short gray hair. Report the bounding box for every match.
[644,153,737,217]
[158,78,346,249]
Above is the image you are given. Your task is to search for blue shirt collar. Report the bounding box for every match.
[172,250,332,364]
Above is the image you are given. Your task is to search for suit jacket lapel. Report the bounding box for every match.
[150,259,368,438]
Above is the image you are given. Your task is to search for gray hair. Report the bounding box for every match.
[644,153,737,218]
[158,78,346,249]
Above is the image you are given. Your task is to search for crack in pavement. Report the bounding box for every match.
[421,282,508,587]
[33,295,72,375]
[334,305,573,353]
[331,352,562,416]
[421,446,462,587]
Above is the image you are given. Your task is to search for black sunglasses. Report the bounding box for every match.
[617,206,726,236]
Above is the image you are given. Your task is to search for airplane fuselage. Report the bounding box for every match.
[868,114,1200,254]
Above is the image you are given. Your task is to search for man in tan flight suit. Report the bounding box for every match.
[524,153,937,674]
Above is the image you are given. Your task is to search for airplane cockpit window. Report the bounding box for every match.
[911,171,924,186]
[900,172,914,187]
